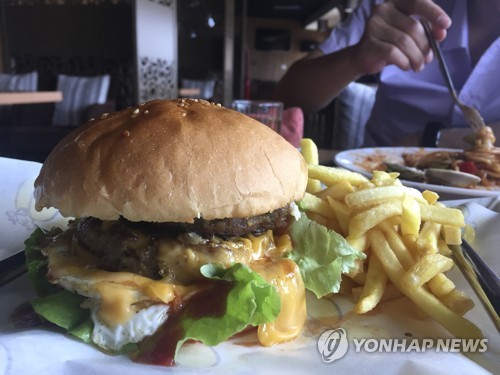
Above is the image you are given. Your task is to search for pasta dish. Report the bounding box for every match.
[402,126,499,188]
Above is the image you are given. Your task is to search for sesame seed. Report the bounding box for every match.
[100,113,109,119]
[123,130,130,137]
[133,108,140,115]
[144,110,149,115]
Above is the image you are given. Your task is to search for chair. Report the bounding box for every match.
[303,100,337,149]
[52,74,111,126]
[303,82,377,150]
[332,82,377,150]
[0,71,38,92]
[0,71,38,126]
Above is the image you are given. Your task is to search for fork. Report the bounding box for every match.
[421,21,486,132]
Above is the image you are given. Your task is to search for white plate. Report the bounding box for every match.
[1,158,499,373]
[0,157,68,262]
[1,200,500,374]
[334,147,500,200]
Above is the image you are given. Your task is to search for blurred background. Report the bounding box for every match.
[0,0,365,161]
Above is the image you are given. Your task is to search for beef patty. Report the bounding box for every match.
[74,206,291,281]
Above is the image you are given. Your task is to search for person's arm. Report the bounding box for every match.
[275,46,361,112]
[275,0,452,112]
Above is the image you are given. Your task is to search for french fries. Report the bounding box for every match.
[300,138,323,194]
[369,229,481,338]
[298,192,337,220]
[345,185,426,209]
[308,165,369,186]
[402,253,454,288]
[353,253,387,314]
[300,140,481,339]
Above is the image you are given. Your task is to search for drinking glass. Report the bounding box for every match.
[231,100,283,133]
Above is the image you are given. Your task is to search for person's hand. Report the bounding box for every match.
[351,0,452,75]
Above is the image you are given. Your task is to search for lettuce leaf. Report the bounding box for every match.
[288,215,365,298]
[192,263,280,345]
[24,228,94,342]
[25,228,60,297]
[32,290,93,342]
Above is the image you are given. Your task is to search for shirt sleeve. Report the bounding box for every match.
[319,0,381,54]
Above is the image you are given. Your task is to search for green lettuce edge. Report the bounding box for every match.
[25,228,95,342]
[183,263,280,344]
[288,214,366,298]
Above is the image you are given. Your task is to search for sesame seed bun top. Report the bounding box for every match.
[34,98,308,223]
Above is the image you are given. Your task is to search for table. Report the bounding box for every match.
[0,91,63,105]
[178,88,201,97]
[318,148,338,166]
[0,157,498,374]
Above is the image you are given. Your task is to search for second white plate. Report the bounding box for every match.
[334,147,500,200]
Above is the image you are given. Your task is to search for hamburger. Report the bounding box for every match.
[25,98,363,366]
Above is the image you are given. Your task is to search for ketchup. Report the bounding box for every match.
[135,280,233,366]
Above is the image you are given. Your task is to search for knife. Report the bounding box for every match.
[0,251,27,287]
[451,240,500,331]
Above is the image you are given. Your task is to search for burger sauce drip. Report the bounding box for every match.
[135,280,233,366]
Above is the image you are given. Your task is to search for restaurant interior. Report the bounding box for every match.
[1,2,499,372]
[0,0,370,163]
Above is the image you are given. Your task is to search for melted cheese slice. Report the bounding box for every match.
[251,257,307,346]
[156,230,290,283]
